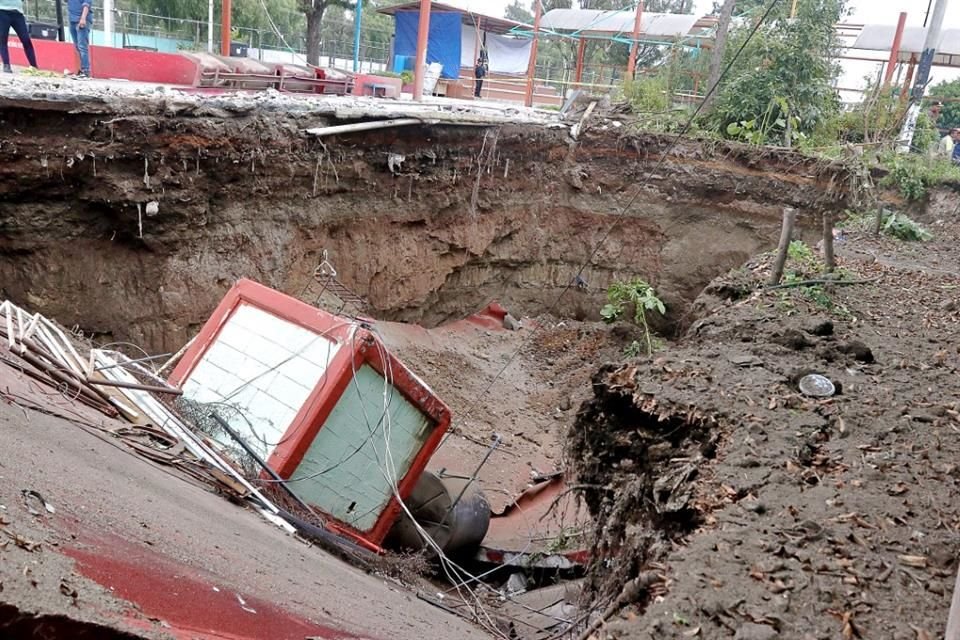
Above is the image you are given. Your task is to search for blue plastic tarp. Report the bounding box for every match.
[394,10,462,79]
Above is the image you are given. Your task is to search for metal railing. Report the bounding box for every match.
[20,0,393,69]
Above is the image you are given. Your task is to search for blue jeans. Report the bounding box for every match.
[69,21,89,74]
[0,10,37,68]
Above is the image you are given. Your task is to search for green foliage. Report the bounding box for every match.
[786,240,820,274]
[619,76,670,113]
[912,113,940,156]
[879,153,960,201]
[928,78,960,131]
[779,241,838,311]
[601,278,666,356]
[707,0,846,145]
[829,80,905,145]
[881,212,933,241]
[725,96,804,146]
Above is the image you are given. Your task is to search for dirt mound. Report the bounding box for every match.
[569,216,960,638]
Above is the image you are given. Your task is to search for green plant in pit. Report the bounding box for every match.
[780,241,837,311]
[882,212,933,241]
[601,278,666,357]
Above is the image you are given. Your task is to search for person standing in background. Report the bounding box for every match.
[474,48,488,98]
[67,0,91,77]
[0,0,38,73]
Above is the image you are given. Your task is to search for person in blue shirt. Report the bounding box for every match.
[952,139,960,166]
[0,0,38,72]
[67,0,92,77]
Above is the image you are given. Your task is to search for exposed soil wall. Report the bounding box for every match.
[0,102,849,352]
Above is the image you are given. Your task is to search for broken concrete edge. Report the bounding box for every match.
[0,76,569,128]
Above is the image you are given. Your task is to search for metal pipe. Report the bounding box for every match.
[524,0,542,107]
[883,12,908,88]
[207,0,214,53]
[94,352,173,372]
[626,1,644,79]
[352,0,363,72]
[574,37,586,86]
[221,0,232,57]
[901,54,917,101]
[910,0,948,101]
[54,0,64,42]
[86,378,184,396]
[305,118,421,137]
[412,0,431,101]
[103,0,114,46]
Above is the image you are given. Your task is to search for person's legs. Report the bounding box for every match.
[9,12,37,68]
[69,21,90,75]
[0,11,14,70]
[475,78,482,97]
[77,23,90,74]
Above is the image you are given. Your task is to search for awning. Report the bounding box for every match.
[377,1,532,35]
[851,24,960,67]
[540,9,701,39]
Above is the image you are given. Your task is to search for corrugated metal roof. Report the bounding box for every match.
[852,24,960,67]
[540,9,699,37]
[377,2,532,35]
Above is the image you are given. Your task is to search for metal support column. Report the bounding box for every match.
[413,0,431,101]
[524,0,542,107]
[220,0,232,57]
[883,12,908,88]
[352,0,363,72]
[626,1,644,79]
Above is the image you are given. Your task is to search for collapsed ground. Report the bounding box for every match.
[5,81,957,638]
[570,196,960,638]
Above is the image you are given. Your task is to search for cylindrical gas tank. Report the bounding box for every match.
[387,470,490,555]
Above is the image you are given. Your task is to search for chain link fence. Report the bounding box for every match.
[20,0,392,68]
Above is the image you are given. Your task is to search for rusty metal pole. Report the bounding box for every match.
[220,0,232,56]
[574,37,586,87]
[883,12,908,88]
[524,0,542,107]
[901,54,917,101]
[626,1,644,79]
[413,0,432,101]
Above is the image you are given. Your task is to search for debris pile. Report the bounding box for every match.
[0,298,298,532]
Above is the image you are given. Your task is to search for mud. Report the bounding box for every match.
[0,97,849,353]
[569,204,960,638]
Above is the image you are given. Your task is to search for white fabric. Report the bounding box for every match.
[852,25,960,63]
[486,33,532,74]
[461,24,479,67]
[540,9,698,37]
[424,62,443,93]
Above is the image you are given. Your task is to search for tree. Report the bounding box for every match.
[708,0,847,144]
[505,0,534,23]
[702,0,735,114]
[928,78,960,131]
[302,0,354,65]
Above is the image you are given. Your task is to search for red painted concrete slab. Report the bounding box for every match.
[66,532,360,640]
[5,40,200,84]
